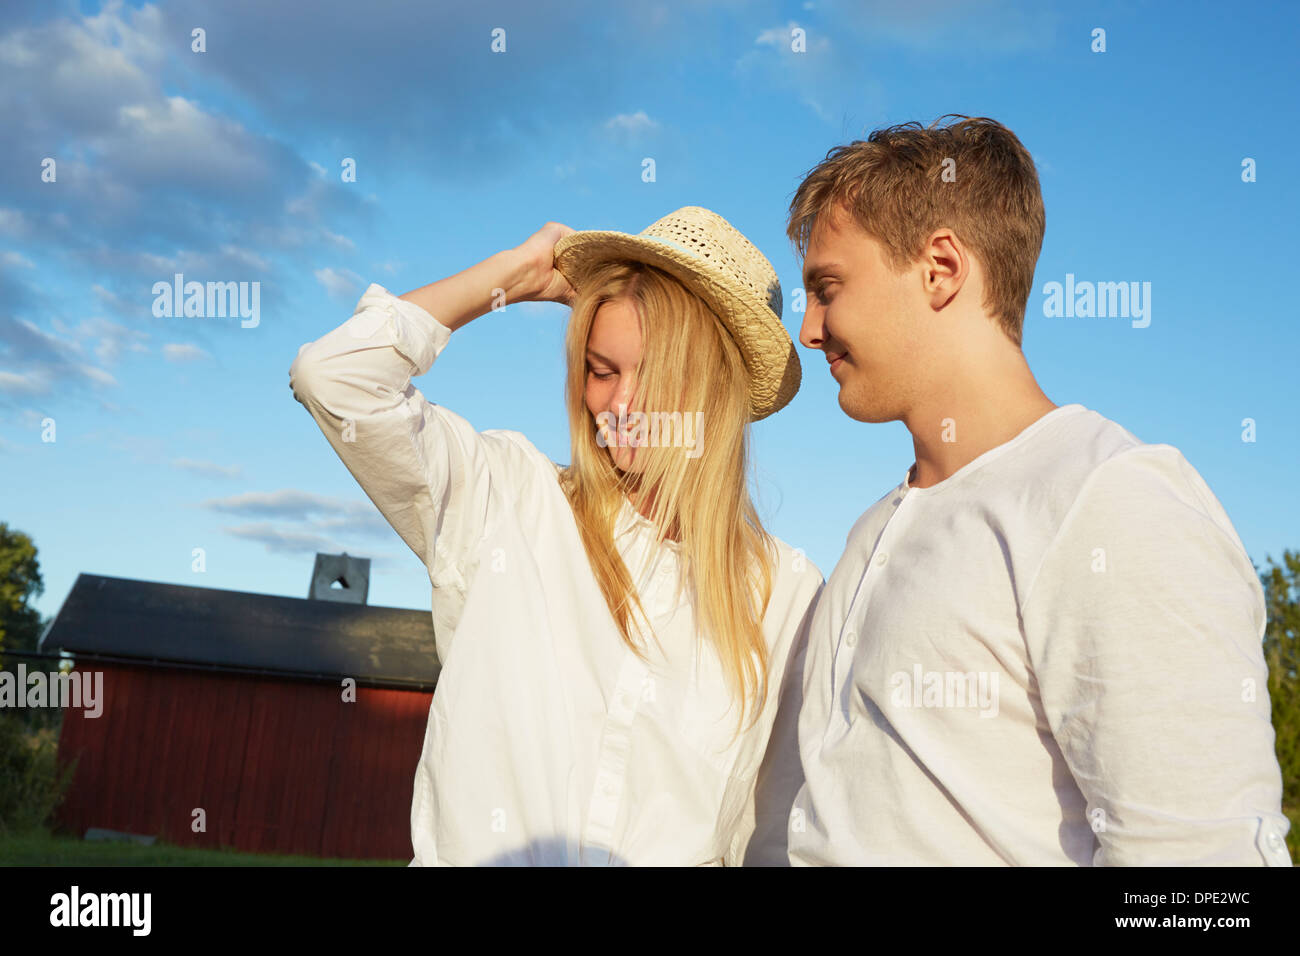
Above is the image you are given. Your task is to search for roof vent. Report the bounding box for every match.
[309,552,370,605]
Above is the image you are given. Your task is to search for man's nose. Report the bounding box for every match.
[799,300,825,350]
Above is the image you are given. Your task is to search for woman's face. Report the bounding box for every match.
[584,297,646,473]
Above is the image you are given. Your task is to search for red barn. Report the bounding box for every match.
[38,555,437,860]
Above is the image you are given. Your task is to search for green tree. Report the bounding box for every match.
[1258,549,1300,861]
[0,523,46,669]
[0,524,72,833]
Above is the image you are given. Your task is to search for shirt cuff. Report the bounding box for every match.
[356,282,452,376]
[1256,817,1294,866]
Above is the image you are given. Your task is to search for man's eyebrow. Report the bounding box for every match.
[802,262,841,286]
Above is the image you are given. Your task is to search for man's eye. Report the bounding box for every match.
[815,283,834,303]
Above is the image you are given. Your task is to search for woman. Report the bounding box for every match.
[288,206,822,865]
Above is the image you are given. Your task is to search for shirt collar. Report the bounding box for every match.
[614,496,684,551]
[902,404,1087,494]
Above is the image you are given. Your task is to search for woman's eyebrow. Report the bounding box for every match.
[585,348,617,365]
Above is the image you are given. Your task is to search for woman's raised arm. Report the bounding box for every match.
[286,223,575,648]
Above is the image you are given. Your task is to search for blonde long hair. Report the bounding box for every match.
[557,260,776,738]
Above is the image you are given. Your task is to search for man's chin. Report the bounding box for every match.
[836,388,864,421]
[837,387,890,424]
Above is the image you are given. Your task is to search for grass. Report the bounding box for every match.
[0,828,407,866]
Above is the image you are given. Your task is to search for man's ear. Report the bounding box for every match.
[921,228,967,311]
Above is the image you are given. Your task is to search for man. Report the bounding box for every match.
[744,115,1292,865]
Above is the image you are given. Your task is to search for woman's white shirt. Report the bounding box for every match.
[288,283,822,866]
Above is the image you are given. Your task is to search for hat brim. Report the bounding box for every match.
[553,230,800,421]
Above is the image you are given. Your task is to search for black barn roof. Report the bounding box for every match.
[39,573,438,689]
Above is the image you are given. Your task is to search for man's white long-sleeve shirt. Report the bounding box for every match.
[771,402,1291,866]
[288,283,822,866]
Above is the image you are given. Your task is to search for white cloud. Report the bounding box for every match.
[0,250,34,269]
[204,487,399,557]
[320,229,355,251]
[734,21,841,125]
[603,110,659,143]
[205,488,365,519]
[0,208,30,238]
[0,371,43,395]
[161,342,208,362]
[0,0,372,301]
[0,315,119,399]
[56,315,150,365]
[224,522,340,555]
[315,266,364,300]
[217,244,270,272]
[78,364,117,387]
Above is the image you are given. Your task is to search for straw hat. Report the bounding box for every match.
[552,205,801,421]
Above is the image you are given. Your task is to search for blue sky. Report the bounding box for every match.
[3,0,1297,624]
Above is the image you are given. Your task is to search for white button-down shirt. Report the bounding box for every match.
[764,402,1292,866]
[288,283,822,866]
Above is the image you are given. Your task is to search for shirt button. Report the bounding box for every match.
[844,630,858,648]
[874,552,889,567]
[658,564,672,575]
[1267,831,1283,851]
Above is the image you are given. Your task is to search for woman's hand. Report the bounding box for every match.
[398,221,579,332]
[514,222,578,307]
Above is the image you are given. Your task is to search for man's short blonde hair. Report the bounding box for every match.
[787,115,1045,347]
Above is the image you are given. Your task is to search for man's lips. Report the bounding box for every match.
[826,349,846,372]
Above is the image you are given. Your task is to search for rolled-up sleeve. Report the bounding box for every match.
[1021,445,1292,866]
[288,283,526,654]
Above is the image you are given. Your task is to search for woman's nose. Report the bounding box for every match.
[610,377,637,412]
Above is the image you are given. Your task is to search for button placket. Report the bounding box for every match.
[828,494,910,735]
[831,551,882,691]
[581,649,649,855]
[640,548,678,618]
